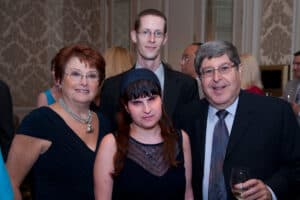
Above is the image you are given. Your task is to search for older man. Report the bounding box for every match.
[176,40,300,200]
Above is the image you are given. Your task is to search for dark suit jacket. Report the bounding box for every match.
[176,91,300,200]
[0,80,14,161]
[99,63,199,129]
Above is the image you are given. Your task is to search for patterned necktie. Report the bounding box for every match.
[208,109,229,200]
[295,87,300,104]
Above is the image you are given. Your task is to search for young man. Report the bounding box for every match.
[100,9,199,129]
[176,40,300,200]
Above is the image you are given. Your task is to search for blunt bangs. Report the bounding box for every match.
[123,79,161,101]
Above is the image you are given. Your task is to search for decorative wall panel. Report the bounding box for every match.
[260,0,293,65]
[111,0,130,49]
[0,0,104,111]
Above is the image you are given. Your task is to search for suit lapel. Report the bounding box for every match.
[198,106,208,168]
[163,66,178,116]
[226,92,253,157]
[191,100,208,184]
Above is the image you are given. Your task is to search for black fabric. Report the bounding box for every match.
[112,130,186,200]
[0,80,14,161]
[17,107,111,200]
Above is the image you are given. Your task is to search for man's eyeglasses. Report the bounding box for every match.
[293,62,300,67]
[64,70,99,83]
[137,29,164,38]
[200,63,236,78]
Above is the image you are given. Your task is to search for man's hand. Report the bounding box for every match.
[235,179,272,200]
[291,102,300,116]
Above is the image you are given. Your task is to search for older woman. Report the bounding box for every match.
[94,68,193,200]
[6,44,111,200]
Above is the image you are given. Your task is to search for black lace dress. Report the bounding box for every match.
[112,131,186,200]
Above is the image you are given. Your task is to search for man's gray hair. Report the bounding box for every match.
[194,40,241,75]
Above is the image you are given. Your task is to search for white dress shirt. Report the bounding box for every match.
[202,97,277,200]
[202,98,238,200]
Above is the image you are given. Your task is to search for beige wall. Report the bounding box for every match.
[260,0,294,65]
[0,0,105,118]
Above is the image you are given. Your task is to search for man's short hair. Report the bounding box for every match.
[294,50,300,57]
[134,9,167,34]
[194,40,240,75]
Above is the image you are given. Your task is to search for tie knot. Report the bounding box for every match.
[216,110,228,120]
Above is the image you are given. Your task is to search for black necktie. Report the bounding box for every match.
[208,109,229,200]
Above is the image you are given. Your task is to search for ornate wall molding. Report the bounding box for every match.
[260,0,293,65]
[0,1,104,117]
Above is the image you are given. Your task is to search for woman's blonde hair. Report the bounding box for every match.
[104,46,133,78]
[240,54,263,89]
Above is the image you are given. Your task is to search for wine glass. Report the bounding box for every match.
[265,92,272,97]
[230,167,250,200]
[287,94,291,102]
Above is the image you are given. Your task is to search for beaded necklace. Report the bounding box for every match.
[58,98,93,133]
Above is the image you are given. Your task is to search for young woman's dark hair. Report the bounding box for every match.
[112,73,178,177]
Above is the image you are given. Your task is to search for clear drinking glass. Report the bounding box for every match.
[230,167,250,200]
[286,94,291,102]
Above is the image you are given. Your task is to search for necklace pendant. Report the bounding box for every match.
[87,123,93,133]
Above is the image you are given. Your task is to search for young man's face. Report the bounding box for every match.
[131,15,167,62]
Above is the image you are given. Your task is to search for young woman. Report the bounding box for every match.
[94,68,193,200]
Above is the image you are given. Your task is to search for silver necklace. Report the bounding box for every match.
[58,98,93,133]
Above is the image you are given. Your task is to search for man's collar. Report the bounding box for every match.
[208,96,239,119]
[135,62,163,72]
